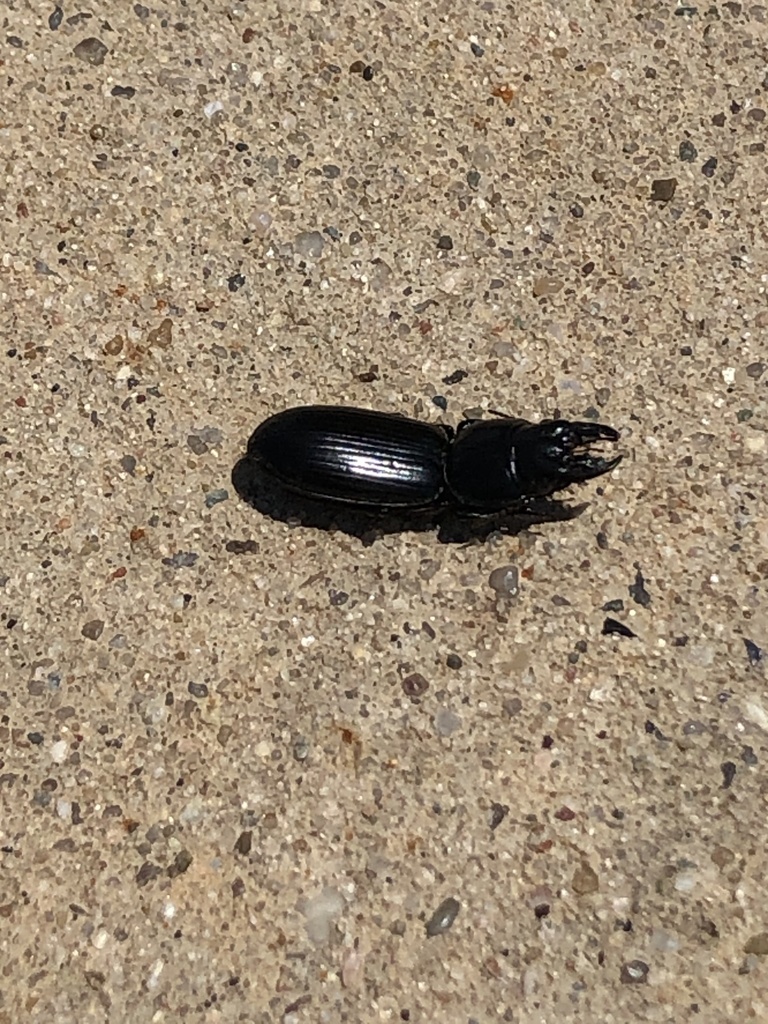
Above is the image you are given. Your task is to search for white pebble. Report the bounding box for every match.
[146,959,165,990]
[434,707,462,737]
[50,740,68,764]
[203,100,224,118]
[301,887,344,944]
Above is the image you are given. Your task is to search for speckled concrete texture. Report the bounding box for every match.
[1,1,767,1021]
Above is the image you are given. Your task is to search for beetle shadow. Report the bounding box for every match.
[231,456,588,546]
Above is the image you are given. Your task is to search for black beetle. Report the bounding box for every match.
[244,405,621,514]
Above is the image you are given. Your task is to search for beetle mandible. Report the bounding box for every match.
[244,405,621,514]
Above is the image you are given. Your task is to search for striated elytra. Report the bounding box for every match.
[244,405,622,515]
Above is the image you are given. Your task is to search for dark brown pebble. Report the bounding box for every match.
[602,618,637,638]
[167,849,193,877]
[225,539,258,554]
[721,761,736,788]
[744,638,763,664]
[135,861,162,887]
[629,567,651,607]
[402,673,429,698]
[73,37,108,65]
[234,830,253,856]
[442,368,468,385]
[188,681,208,699]
[437,235,454,251]
[111,86,136,99]
[81,619,105,641]
[554,805,576,821]
[620,960,649,984]
[446,653,462,670]
[650,177,677,201]
[489,802,508,830]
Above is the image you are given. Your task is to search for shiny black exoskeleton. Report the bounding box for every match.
[244,405,621,514]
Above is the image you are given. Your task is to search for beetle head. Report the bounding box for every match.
[515,419,622,496]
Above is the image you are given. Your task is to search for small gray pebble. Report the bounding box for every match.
[188,681,209,699]
[293,738,310,761]
[162,551,198,568]
[294,231,325,258]
[426,896,461,937]
[434,707,462,737]
[187,435,208,455]
[489,565,519,598]
[205,488,229,508]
